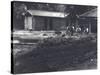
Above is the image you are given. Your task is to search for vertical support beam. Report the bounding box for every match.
[44,17,47,30]
[32,16,36,30]
[89,21,91,34]
[47,17,50,30]
[49,18,53,30]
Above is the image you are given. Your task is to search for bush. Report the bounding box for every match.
[37,35,97,49]
[37,37,69,48]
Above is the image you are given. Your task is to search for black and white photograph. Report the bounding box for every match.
[11,1,97,74]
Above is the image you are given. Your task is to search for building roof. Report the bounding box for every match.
[79,8,97,17]
[26,10,69,18]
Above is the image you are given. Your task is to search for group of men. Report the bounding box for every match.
[66,25,89,36]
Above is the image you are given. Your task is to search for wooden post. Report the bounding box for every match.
[89,22,91,34]
[32,16,35,30]
[44,17,47,30]
[49,18,53,30]
[89,20,91,34]
[47,18,50,30]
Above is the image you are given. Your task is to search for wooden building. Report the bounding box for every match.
[79,8,97,33]
[24,10,69,31]
[13,7,97,34]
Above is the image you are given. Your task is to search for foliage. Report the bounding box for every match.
[13,3,27,19]
[37,35,96,48]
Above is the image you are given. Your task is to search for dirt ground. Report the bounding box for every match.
[12,34,97,74]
